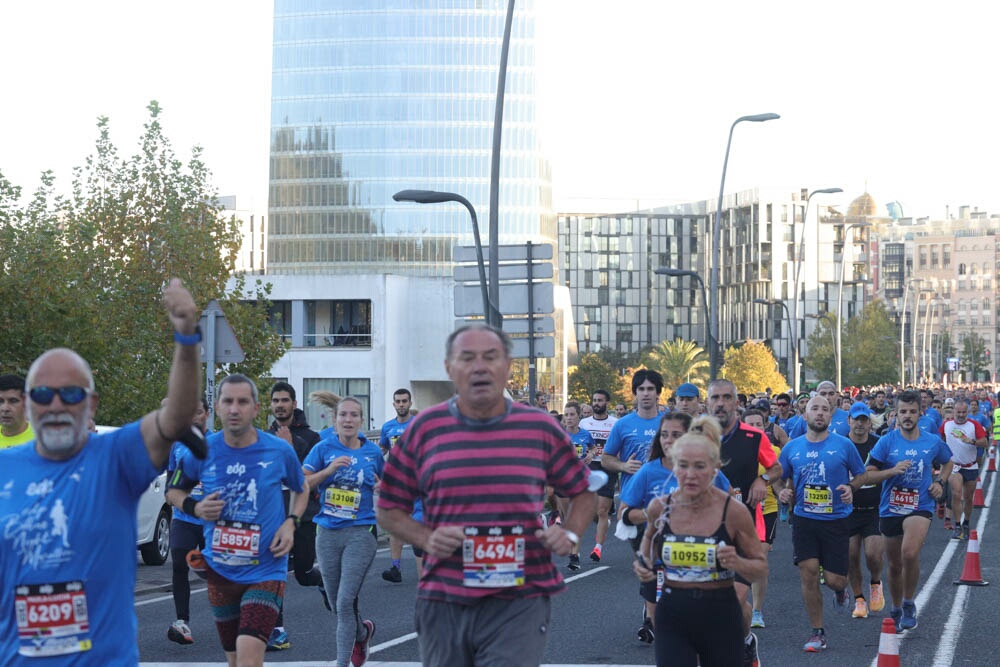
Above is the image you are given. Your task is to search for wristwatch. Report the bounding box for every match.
[286,513,301,528]
[760,473,772,483]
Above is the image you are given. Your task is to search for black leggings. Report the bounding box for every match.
[654,586,743,667]
[170,519,205,622]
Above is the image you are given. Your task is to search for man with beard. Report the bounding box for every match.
[707,379,781,667]
[868,390,890,436]
[266,381,322,650]
[866,390,953,632]
[579,389,617,562]
[939,399,987,540]
[0,279,201,665]
[380,388,418,583]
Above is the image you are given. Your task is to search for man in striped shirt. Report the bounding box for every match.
[377,324,596,667]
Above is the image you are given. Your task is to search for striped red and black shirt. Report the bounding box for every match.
[378,397,590,604]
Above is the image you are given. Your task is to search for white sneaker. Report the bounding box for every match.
[167,619,194,645]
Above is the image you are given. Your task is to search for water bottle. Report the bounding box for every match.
[779,502,789,523]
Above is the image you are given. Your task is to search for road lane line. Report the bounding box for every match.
[135,586,206,607]
[931,470,995,667]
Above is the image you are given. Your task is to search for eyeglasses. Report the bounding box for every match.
[776,402,789,407]
[28,386,89,406]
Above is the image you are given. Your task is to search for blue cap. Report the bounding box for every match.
[849,402,871,419]
[675,383,700,398]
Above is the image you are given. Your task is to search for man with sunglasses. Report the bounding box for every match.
[0,278,202,665]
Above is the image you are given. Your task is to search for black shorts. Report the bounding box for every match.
[591,460,617,499]
[953,468,979,484]
[762,511,778,545]
[791,514,849,576]
[879,510,933,538]
[848,508,880,538]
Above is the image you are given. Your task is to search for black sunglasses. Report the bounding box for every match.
[28,386,89,406]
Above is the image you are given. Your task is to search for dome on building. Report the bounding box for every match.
[847,192,877,217]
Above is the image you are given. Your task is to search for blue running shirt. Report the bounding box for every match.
[779,433,866,520]
[868,430,952,517]
[620,459,731,510]
[604,412,663,488]
[304,435,384,530]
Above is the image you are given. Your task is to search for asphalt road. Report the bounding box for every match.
[135,473,1000,666]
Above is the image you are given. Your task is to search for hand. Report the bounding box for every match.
[275,425,293,444]
[624,454,642,475]
[633,551,655,582]
[425,526,465,559]
[748,477,767,506]
[717,543,741,571]
[837,483,853,504]
[270,518,296,557]
[893,459,913,476]
[929,480,945,500]
[162,278,198,335]
[535,525,577,557]
[196,491,224,521]
[325,455,352,473]
[778,487,793,505]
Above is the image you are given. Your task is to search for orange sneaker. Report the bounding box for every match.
[869,583,885,612]
[852,598,869,618]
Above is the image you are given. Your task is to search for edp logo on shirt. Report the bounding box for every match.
[226,463,247,476]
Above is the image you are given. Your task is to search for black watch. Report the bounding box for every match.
[287,513,301,528]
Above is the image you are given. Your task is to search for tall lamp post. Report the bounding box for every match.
[393,189,501,327]
[899,278,922,387]
[656,268,711,361]
[831,221,870,388]
[710,112,780,380]
[754,298,794,387]
[792,187,842,394]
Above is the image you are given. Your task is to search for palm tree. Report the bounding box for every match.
[642,339,710,391]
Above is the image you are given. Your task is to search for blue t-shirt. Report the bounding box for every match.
[379,416,413,452]
[568,428,595,459]
[779,433,866,520]
[319,425,335,441]
[925,408,944,432]
[0,422,157,665]
[604,411,663,488]
[170,430,305,584]
[829,408,851,437]
[783,415,807,439]
[167,441,203,525]
[303,435,384,530]
[972,411,991,434]
[620,459,731,510]
[868,430,952,517]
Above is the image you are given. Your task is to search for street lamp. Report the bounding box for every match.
[656,268,711,360]
[754,298,794,386]
[791,187,842,394]
[710,112,780,380]
[393,189,501,327]
[899,277,923,387]
[832,221,871,388]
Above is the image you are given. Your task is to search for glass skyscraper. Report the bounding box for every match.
[268,0,553,275]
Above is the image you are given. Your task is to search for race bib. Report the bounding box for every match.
[888,487,919,515]
[803,484,833,514]
[212,520,261,564]
[462,526,526,588]
[660,536,729,583]
[15,581,91,657]
[731,487,743,504]
[592,444,604,461]
[661,541,716,567]
[323,485,361,520]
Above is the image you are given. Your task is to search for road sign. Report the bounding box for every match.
[948,357,960,371]
[454,283,554,317]
[456,317,555,334]
[453,243,553,263]
[511,336,555,359]
[198,300,245,364]
[453,262,553,283]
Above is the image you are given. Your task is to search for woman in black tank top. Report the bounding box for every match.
[633,432,768,667]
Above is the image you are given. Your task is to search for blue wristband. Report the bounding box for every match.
[173,326,202,346]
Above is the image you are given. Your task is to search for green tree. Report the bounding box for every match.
[720,341,789,394]
[842,300,900,386]
[961,332,989,382]
[568,353,624,405]
[804,314,838,382]
[0,102,286,424]
[640,339,709,392]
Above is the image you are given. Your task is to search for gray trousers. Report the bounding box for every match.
[315,524,377,667]
[415,595,551,667]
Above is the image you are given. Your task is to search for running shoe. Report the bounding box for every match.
[869,583,885,612]
[167,619,194,645]
[833,588,849,609]
[568,554,581,571]
[962,524,970,540]
[900,601,918,631]
[952,526,964,540]
[743,632,760,667]
[751,609,766,628]
[636,617,654,644]
[889,607,903,633]
[351,619,375,667]
[944,517,953,531]
[381,565,402,583]
[266,628,290,651]
[803,630,827,652]
[590,545,602,562]
[852,598,869,619]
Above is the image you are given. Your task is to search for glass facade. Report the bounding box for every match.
[269,0,553,274]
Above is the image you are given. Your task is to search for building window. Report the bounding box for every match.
[266,300,292,341]
[918,247,928,268]
[303,378,371,432]
[943,245,951,267]
[304,299,372,348]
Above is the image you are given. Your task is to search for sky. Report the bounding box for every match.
[2,1,999,219]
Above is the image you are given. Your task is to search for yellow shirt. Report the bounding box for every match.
[759,444,781,515]
[0,424,34,449]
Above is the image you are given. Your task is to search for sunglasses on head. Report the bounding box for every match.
[28,386,89,406]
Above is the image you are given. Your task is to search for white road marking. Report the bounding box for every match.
[135,586,206,607]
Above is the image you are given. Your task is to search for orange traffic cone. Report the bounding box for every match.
[973,477,987,508]
[876,617,901,667]
[990,447,999,473]
[954,529,989,586]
